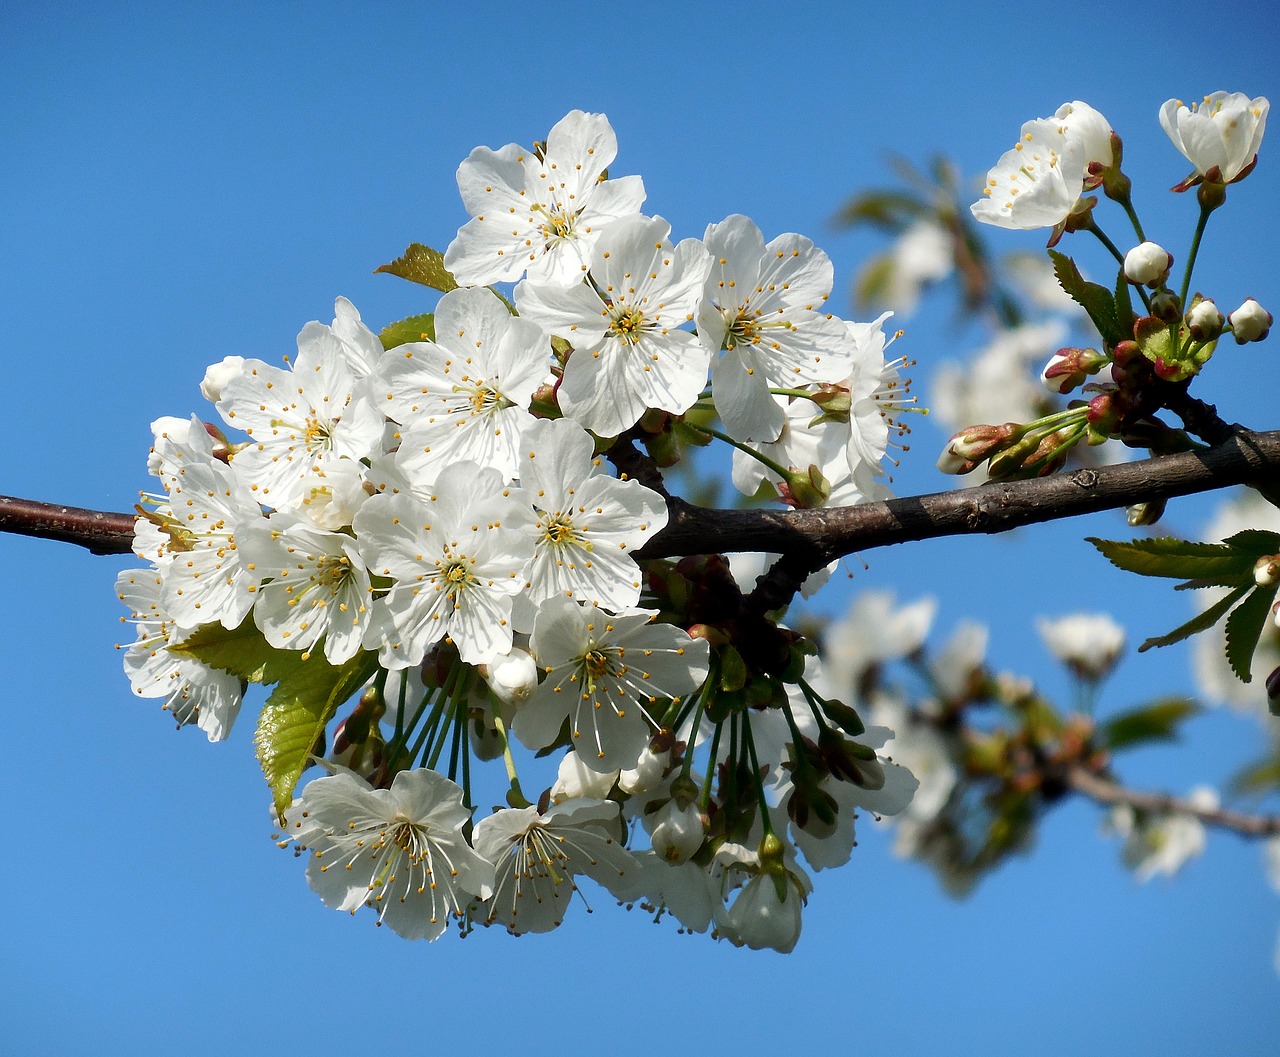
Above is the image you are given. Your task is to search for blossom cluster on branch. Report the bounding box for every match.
[114,110,922,952]
[85,93,1280,961]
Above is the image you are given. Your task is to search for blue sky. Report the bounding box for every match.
[2,3,1278,1055]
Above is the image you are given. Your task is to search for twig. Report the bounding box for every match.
[1065,764,1280,839]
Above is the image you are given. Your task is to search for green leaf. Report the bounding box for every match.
[1049,250,1122,345]
[379,313,436,350]
[830,191,927,232]
[1225,584,1280,682]
[1138,582,1251,651]
[1088,536,1258,581]
[169,617,304,685]
[852,253,897,313]
[1223,529,1280,554]
[1098,696,1199,751]
[1230,752,1280,794]
[374,243,459,292]
[255,650,380,818]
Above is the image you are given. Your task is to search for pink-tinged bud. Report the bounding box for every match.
[201,421,233,463]
[1254,555,1280,587]
[937,422,1020,474]
[1229,298,1273,344]
[1185,297,1225,341]
[1041,346,1107,394]
[1123,242,1174,287]
[1086,392,1121,434]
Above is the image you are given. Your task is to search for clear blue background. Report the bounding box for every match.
[2,3,1278,1055]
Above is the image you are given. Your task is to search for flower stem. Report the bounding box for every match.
[741,715,775,838]
[684,421,793,482]
[1179,202,1214,308]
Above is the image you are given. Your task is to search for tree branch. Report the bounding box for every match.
[1065,764,1280,838]
[5,429,1280,566]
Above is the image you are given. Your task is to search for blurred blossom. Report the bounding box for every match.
[882,220,954,316]
[1107,787,1217,882]
[822,590,937,694]
[931,320,1067,434]
[1004,251,1086,316]
[1036,613,1126,681]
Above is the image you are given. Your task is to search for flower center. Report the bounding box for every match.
[541,513,582,547]
[303,415,334,453]
[609,307,647,345]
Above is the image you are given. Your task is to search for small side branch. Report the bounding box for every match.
[1066,765,1280,838]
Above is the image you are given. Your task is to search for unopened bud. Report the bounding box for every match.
[1185,297,1225,341]
[200,356,246,404]
[479,646,539,707]
[937,422,1020,474]
[1148,291,1183,324]
[1124,242,1174,288]
[646,798,707,865]
[1126,499,1166,527]
[1254,555,1280,587]
[1041,346,1107,394]
[1229,298,1273,344]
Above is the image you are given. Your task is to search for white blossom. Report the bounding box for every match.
[444,110,646,287]
[1160,92,1269,184]
[473,799,639,934]
[516,213,712,437]
[380,286,552,485]
[283,769,495,941]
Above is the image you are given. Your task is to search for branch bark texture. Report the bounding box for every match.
[1066,765,1280,838]
[4,428,1280,565]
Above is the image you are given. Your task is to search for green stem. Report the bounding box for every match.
[1086,218,1151,312]
[699,721,724,812]
[491,712,530,808]
[1121,198,1147,244]
[741,715,775,838]
[685,421,794,482]
[1179,202,1214,308]
[680,662,716,781]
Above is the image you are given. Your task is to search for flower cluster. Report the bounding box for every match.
[116,110,914,951]
[940,91,1271,482]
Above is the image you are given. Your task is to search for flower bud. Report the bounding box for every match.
[1041,346,1108,394]
[1123,242,1174,288]
[645,798,707,864]
[1147,291,1183,324]
[1229,298,1273,344]
[1185,297,1224,341]
[200,356,246,403]
[1126,499,1166,527]
[1254,555,1280,587]
[937,422,1020,474]
[479,646,539,707]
